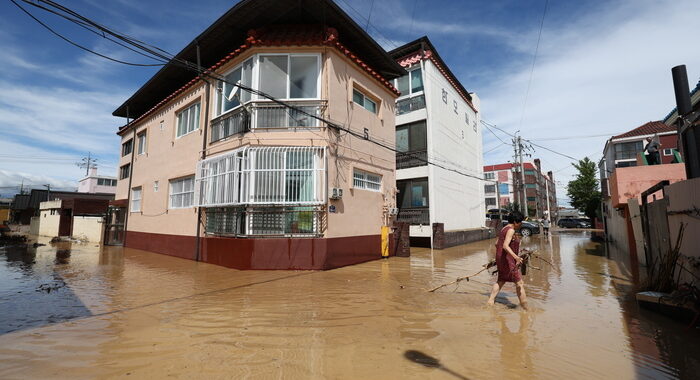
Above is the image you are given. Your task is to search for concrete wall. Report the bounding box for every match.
[116,45,397,240]
[0,209,9,223]
[38,210,60,237]
[664,177,700,283]
[72,216,104,243]
[609,163,686,208]
[604,199,630,255]
[29,216,40,235]
[423,58,483,231]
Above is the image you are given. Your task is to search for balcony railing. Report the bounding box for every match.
[210,100,327,142]
[396,150,428,169]
[211,107,249,142]
[396,94,426,116]
[205,206,325,237]
[396,207,430,225]
[252,100,326,129]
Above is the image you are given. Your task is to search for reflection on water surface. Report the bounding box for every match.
[0,232,697,379]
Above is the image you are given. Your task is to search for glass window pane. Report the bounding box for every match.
[396,75,409,95]
[397,180,410,208]
[290,56,318,99]
[396,127,409,152]
[353,89,364,105]
[191,104,200,132]
[409,121,427,151]
[364,98,377,113]
[259,55,288,99]
[411,68,423,93]
[222,68,242,113]
[241,58,253,103]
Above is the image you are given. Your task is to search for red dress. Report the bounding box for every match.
[495,225,522,283]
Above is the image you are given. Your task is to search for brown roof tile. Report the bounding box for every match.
[612,121,676,139]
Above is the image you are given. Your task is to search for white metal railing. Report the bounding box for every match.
[196,146,326,208]
[251,100,326,129]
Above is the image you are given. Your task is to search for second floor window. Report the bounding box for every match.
[119,164,130,180]
[614,141,643,160]
[397,178,429,208]
[259,54,320,100]
[353,89,377,113]
[122,139,133,156]
[97,178,117,186]
[177,103,201,138]
[395,67,424,96]
[485,184,496,193]
[396,120,427,152]
[484,172,495,180]
[137,131,147,154]
[170,176,195,209]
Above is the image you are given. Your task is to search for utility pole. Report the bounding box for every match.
[76,152,98,176]
[43,184,51,202]
[512,135,527,216]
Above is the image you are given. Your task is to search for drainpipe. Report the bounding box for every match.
[123,105,136,246]
[195,42,210,262]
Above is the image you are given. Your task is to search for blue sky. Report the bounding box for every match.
[0,0,698,204]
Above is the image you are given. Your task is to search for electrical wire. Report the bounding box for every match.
[10,0,164,67]
[517,0,548,129]
[18,0,495,183]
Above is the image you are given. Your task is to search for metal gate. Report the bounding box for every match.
[104,206,126,246]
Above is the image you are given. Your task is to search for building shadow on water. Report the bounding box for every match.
[0,245,93,335]
[403,350,470,379]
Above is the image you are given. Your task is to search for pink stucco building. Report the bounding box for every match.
[109,0,405,269]
[599,121,686,260]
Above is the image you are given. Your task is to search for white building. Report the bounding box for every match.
[389,37,485,246]
[78,168,117,194]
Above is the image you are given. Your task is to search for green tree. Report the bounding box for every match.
[567,157,601,221]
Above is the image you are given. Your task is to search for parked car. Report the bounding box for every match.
[557,218,591,228]
[501,220,540,237]
[486,208,508,220]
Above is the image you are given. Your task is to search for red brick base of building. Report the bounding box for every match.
[124,231,396,270]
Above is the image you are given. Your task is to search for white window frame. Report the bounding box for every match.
[169,176,195,209]
[153,180,159,192]
[137,131,147,155]
[196,146,326,207]
[394,65,424,100]
[176,102,201,138]
[254,53,322,101]
[131,187,142,212]
[353,169,382,192]
[663,148,673,156]
[353,88,378,114]
[215,57,255,118]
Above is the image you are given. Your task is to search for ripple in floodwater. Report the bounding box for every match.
[0,233,698,380]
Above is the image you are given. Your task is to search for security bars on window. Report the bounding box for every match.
[196,146,326,207]
[353,169,381,191]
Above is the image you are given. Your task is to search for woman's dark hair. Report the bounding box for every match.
[507,211,525,224]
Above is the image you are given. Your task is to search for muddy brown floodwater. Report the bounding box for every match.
[0,232,698,379]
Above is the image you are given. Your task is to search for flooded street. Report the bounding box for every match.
[1,233,698,379]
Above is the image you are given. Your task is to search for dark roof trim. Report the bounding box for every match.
[113,0,405,119]
[388,36,474,108]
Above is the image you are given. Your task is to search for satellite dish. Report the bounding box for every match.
[225,80,241,101]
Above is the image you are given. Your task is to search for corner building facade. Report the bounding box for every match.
[112,0,405,269]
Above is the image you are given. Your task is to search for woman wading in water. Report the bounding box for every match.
[487,211,528,310]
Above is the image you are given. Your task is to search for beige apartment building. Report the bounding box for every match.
[109,0,405,269]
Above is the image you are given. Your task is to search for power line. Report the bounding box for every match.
[517,0,548,129]
[20,0,497,184]
[10,0,164,67]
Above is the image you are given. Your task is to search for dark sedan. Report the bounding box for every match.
[557,218,591,228]
[501,220,540,237]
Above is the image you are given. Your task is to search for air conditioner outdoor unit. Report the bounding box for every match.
[330,187,343,200]
[389,207,399,215]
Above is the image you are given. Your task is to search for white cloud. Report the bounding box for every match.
[479,0,700,200]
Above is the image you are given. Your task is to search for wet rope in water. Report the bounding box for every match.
[428,250,557,293]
